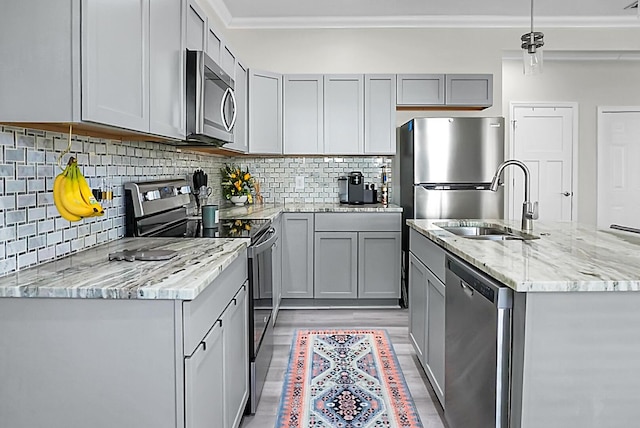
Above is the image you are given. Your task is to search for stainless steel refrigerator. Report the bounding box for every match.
[396,117,505,306]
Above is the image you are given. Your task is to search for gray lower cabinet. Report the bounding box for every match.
[0,252,249,428]
[358,232,401,299]
[409,253,428,362]
[408,229,446,406]
[314,232,358,299]
[185,319,225,428]
[221,285,249,428]
[281,213,314,298]
[182,282,250,428]
[313,213,402,300]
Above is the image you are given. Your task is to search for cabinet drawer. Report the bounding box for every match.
[182,251,248,356]
[409,228,445,283]
[315,213,401,232]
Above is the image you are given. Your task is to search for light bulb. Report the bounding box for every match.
[523,49,543,75]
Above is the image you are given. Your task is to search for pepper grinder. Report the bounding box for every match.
[381,165,389,206]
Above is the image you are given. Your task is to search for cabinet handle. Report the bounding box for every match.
[201,340,206,351]
[218,319,222,328]
[232,298,237,306]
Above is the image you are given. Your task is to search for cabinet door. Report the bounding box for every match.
[207,27,221,63]
[222,285,249,428]
[314,232,358,299]
[221,45,236,79]
[425,269,445,405]
[396,74,445,106]
[364,75,396,154]
[281,213,314,298]
[224,61,248,153]
[445,74,493,107]
[249,69,283,154]
[149,0,184,139]
[184,319,224,428]
[283,75,324,154]
[186,0,206,51]
[82,0,149,132]
[358,232,401,299]
[323,75,364,154]
[408,253,427,362]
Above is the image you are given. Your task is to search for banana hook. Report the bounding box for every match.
[57,124,73,171]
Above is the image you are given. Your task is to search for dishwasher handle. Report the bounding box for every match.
[446,255,513,309]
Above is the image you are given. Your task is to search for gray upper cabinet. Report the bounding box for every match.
[249,69,283,154]
[207,26,221,64]
[445,74,493,107]
[323,75,364,154]
[397,73,493,108]
[396,74,445,106]
[149,0,185,139]
[221,46,236,80]
[283,75,324,155]
[314,232,358,299]
[186,0,206,51]
[0,0,185,139]
[364,74,396,155]
[224,61,248,153]
[281,213,314,299]
[82,0,149,132]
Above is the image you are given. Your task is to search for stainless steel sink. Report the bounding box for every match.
[438,224,539,241]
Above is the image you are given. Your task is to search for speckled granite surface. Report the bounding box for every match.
[408,219,640,293]
[0,238,247,300]
[217,202,402,220]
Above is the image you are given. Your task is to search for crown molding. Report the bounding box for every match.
[225,15,640,30]
[204,0,233,26]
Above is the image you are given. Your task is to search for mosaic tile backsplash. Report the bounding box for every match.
[0,125,394,276]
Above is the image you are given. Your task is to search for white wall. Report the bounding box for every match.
[502,59,640,225]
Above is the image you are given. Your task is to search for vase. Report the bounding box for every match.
[230,195,248,206]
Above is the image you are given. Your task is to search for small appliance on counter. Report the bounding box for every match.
[340,171,378,205]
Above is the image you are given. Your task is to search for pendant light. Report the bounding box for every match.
[521,0,544,75]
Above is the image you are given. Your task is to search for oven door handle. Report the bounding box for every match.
[247,228,277,258]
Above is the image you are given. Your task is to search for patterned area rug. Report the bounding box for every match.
[276,329,423,428]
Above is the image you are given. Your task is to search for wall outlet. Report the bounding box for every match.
[295,175,305,190]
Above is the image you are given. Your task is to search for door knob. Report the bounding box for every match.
[562,192,572,197]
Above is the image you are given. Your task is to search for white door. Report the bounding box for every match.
[597,108,640,230]
[510,104,576,222]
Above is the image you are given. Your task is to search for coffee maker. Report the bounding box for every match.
[347,171,365,204]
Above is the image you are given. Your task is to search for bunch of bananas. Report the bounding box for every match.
[53,157,104,222]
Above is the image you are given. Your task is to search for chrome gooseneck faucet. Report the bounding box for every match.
[490,159,539,232]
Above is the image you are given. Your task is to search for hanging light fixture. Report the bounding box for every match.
[521,0,544,75]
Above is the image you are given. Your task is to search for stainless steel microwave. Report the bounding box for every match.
[185,50,236,146]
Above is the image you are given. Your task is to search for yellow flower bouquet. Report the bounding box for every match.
[221,164,254,203]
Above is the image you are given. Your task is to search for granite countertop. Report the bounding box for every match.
[408,219,640,293]
[0,238,247,300]
[217,202,402,220]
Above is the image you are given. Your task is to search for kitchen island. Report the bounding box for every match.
[0,237,250,428]
[408,219,640,428]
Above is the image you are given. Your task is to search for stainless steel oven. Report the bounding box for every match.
[246,226,277,414]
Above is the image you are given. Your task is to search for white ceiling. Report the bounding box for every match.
[207,0,640,29]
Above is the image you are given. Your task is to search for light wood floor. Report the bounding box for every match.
[240,308,447,428]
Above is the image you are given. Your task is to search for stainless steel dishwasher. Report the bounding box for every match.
[445,255,513,428]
